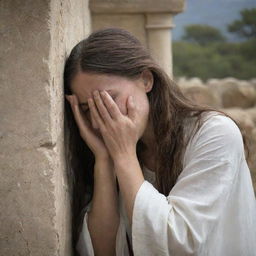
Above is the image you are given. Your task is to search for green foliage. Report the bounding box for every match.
[182,24,226,46]
[174,12,256,81]
[228,8,256,38]
[238,38,256,60]
[173,40,256,82]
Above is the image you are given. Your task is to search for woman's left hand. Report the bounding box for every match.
[88,90,140,162]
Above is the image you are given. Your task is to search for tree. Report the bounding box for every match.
[228,8,256,38]
[172,41,256,81]
[182,24,226,46]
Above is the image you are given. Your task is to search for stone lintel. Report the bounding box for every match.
[146,13,175,29]
[90,0,185,14]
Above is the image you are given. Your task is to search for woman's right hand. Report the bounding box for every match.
[66,94,110,160]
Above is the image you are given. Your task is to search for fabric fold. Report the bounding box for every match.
[131,114,256,255]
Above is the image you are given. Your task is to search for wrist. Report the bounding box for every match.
[95,155,113,165]
[113,151,138,169]
[94,158,117,181]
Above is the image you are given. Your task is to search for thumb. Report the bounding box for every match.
[127,95,136,121]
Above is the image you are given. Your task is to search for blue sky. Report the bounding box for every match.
[172,0,256,41]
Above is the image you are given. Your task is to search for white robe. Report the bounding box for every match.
[76,112,256,256]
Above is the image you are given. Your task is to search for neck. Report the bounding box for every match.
[140,118,156,152]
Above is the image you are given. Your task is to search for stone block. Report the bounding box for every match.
[177,77,222,108]
[0,0,90,255]
[207,78,256,109]
[90,0,185,14]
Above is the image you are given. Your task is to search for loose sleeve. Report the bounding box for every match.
[131,114,245,255]
[76,198,131,256]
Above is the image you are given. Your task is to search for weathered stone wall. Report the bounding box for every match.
[0,0,90,255]
[175,77,256,193]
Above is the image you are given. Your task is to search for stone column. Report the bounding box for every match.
[90,0,185,78]
[0,0,90,255]
[146,14,175,78]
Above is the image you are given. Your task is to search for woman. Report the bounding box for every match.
[64,27,256,256]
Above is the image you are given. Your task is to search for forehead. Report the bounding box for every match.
[71,72,131,94]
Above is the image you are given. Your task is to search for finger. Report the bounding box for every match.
[99,90,122,120]
[71,95,91,133]
[65,95,73,106]
[90,108,98,129]
[88,97,106,130]
[127,95,136,121]
[93,90,113,124]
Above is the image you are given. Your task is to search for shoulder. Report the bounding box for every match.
[198,111,243,146]
[185,111,244,164]
[199,111,243,142]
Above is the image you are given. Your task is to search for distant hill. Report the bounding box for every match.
[173,0,256,42]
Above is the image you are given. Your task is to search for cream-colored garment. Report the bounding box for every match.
[76,112,256,256]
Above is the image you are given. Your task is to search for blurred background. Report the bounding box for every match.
[170,0,256,193]
[172,0,256,81]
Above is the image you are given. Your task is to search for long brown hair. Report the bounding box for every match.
[63,27,250,252]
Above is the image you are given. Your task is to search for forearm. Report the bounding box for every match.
[87,157,120,256]
[113,152,145,227]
